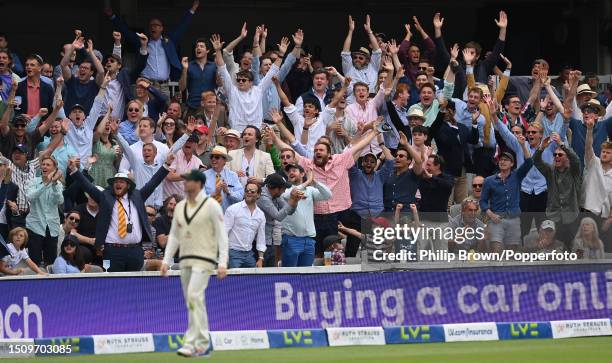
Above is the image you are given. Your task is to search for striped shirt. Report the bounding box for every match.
[298,149,355,214]
[9,158,40,212]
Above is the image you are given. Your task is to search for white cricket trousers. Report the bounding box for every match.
[180,266,212,349]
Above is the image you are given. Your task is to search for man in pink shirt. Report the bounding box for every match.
[296,119,383,255]
[163,134,203,199]
[344,72,393,156]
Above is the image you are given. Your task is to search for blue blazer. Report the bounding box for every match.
[71,166,169,249]
[15,79,54,116]
[112,10,194,81]
[427,111,479,177]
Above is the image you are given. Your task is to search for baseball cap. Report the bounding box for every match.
[322,234,342,250]
[541,220,556,231]
[12,144,28,154]
[186,133,200,143]
[195,125,209,135]
[70,104,85,113]
[284,163,304,173]
[264,173,291,188]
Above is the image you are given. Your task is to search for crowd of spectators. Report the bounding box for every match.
[1,1,611,274]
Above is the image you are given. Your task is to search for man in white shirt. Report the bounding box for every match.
[582,119,612,250]
[212,34,281,132]
[224,182,266,268]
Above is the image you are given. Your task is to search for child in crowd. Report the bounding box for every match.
[0,228,47,275]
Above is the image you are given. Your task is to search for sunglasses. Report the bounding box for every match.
[418,67,427,71]
[14,124,26,128]
[128,108,140,112]
[526,131,538,134]
[236,78,250,83]
[354,56,366,60]
[147,213,156,217]
[280,155,293,160]
[245,189,258,194]
[472,184,483,188]
[211,155,224,160]
[553,153,565,157]
[65,243,76,248]
[68,216,80,223]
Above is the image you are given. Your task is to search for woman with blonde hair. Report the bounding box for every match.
[573,217,605,259]
[26,155,64,266]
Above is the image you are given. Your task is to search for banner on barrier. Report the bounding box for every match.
[443,322,499,342]
[326,327,386,346]
[267,329,328,348]
[384,325,445,344]
[2,265,612,338]
[210,330,269,351]
[152,333,184,352]
[496,322,552,340]
[93,334,155,355]
[550,319,612,339]
[34,336,94,355]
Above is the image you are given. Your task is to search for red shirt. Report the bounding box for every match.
[26,79,41,117]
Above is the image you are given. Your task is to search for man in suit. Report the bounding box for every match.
[67,152,175,272]
[227,125,274,186]
[107,0,200,87]
[427,100,479,204]
[15,55,54,117]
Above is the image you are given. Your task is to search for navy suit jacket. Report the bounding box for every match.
[427,111,479,177]
[71,166,169,249]
[15,79,54,116]
[112,10,194,81]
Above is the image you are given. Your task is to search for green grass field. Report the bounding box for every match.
[19,337,612,363]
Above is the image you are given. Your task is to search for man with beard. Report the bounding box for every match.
[298,118,387,255]
[179,38,217,115]
[341,15,382,97]
[153,194,181,253]
[60,36,105,114]
[282,165,331,266]
[346,133,395,257]
[69,151,174,272]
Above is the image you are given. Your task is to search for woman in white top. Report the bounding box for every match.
[573,217,605,259]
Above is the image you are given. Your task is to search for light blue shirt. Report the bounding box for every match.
[281,182,331,237]
[25,178,64,237]
[252,53,297,120]
[541,112,564,138]
[37,139,78,176]
[64,95,105,169]
[203,168,244,211]
[380,100,408,150]
[118,120,139,145]
[495,118,558,195]
[52,255,80,274]
[141,38,171,81]
[453,98,495,148]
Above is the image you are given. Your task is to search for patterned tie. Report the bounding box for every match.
[214,173,223,204]
[117,199,127,238]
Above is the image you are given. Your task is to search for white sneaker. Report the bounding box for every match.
[177,346,194,357]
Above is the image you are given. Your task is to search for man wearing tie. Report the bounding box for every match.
[68,152,174,272]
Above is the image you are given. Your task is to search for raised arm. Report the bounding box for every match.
[350,117,383,161]
[224,22,248,54]
[363,15,380,52]
[412,16,430,41]
[400,131,423,175]
[60,35,81,81]
[178,57,189,92]
[252,25,263,58]
[272,76,292,107]
[342,15,355,53]
[543,76,565,114]
[85,39,105,86]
